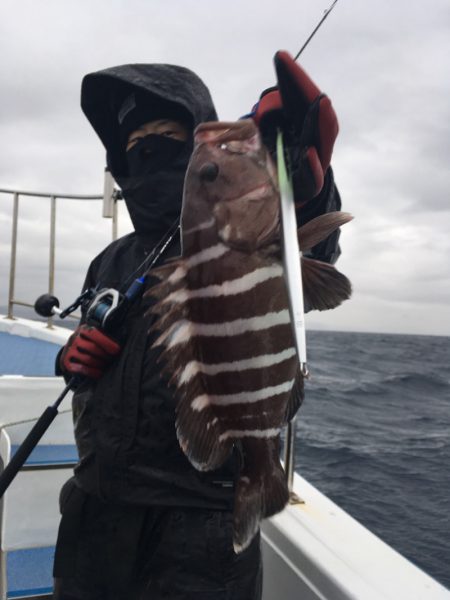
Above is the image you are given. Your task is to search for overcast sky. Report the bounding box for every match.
[0,0,449,336]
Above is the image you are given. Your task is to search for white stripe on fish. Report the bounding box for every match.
[182,217,215,235]
[168,243,229,283]
[190,380,295,411]
[161,310,291,349]
[178,347,297,385]
[164,264,283,304]
[218,428,280,442]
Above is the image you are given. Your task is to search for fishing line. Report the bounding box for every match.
[112,217,180,294]
[294,0,340,60]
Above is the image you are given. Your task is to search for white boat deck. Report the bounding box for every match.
[1,316,449,599]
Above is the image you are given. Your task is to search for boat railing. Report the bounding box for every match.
[0,172,120,327]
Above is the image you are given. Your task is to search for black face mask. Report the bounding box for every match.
[116,134,192,243]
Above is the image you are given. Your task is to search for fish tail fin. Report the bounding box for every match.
[233,437,288,553]
[298,211,353,252]
[302,257,352,311]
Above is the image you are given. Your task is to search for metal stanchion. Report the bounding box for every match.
[47,195,57,328]
[6,193,19,320]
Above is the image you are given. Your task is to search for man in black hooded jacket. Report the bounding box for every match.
[53,59,342,599]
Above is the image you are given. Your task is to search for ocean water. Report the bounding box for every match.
[294,330,450,589]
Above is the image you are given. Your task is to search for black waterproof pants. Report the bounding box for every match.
[53,482,262,600]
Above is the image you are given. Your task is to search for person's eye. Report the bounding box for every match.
[128,135,143,147]
[161,130,177,137]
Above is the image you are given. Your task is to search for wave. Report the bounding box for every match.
[310,370,449,397]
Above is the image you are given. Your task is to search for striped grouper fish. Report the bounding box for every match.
[146,119,352,551]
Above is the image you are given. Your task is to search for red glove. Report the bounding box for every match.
[252,50,339,205]
[59,325,121,380]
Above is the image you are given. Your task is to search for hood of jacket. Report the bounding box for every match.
[81,63,218,179]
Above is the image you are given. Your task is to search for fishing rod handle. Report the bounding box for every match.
[0,405,58,499]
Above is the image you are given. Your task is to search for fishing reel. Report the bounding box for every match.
[34,281,142,333]
[85,288,122,330]
[34,217,178,332]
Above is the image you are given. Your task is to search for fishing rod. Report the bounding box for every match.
[294,0,340,60]
[278,0,340,491]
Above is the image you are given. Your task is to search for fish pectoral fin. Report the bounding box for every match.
[284,369,305,423]
[233,437,289,553]
[302,257,352,311]
[298,212,353,252]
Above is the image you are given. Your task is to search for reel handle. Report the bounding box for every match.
[34,294,61,317]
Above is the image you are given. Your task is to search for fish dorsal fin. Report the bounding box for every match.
[298,212,353,252]
[146,258,185,299]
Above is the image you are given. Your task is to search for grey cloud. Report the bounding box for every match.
[0,0,449,336]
